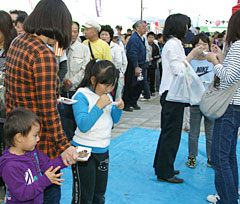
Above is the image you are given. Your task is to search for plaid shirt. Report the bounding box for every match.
[5,33,70,158]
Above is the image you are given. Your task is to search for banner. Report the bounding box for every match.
[95,0,102,17]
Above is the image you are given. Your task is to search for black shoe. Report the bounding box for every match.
[155,170,179,175]
[123,106,133,112]
[174,170,180,175]
[157,176,184,184]
[131,104,141,110]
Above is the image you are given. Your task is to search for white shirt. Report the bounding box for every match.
[110,41,127,77]
[65,39,90,91]
[110,41,122,70]
[159,37,187,95]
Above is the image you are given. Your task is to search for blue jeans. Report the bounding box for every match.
[211,105,239,204]
[44,183,61,204]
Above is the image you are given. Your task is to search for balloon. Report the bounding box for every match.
[215,20,221,27]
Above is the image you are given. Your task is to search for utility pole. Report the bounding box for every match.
[140,0,143,20]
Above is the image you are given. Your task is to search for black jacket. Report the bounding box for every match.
[149,42,160,68]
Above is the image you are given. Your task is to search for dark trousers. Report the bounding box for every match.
[44,183,61,204]
[72,152,109,204]
[154,91,185,178]
[142,67,150,99]
[58,91,76,141]
[147,67,156,93]
[123,64,143,107]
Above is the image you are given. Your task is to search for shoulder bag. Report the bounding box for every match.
[200,80,240,120]
[88,41,95,59]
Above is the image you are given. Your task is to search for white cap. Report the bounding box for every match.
[83,20,101,32]
[113,29,120,37]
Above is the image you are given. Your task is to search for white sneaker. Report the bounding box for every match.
[139,98,150,102]
[206,194,220,203]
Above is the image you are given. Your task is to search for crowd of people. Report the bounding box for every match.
[0,0,239,204]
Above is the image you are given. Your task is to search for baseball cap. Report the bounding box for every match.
[113,29,119,37]
[83,20,101,32]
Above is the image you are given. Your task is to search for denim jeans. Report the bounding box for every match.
[188,106,214,160]
[44,183,61,204]
[211,105,240,204]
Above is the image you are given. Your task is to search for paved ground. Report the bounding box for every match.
[111,95,161,139]
[111,94,206,139]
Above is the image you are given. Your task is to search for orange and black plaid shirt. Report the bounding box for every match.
[5,33,70,158]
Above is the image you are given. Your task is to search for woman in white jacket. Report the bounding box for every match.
[153,13,203,184]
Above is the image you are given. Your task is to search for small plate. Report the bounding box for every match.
[57,97,78,105]
[76,146,92,161]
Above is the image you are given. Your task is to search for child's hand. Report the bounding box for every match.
[115,98,124,110]
[45,166,64,186]
[96,94,111,109]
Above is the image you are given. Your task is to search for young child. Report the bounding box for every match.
[71,59,124,203]
[186,33,215,168]
[0,107,67,203]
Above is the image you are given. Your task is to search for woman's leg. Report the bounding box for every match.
[211,105,238,204]
[154,91,185,178]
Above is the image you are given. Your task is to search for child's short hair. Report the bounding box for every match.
[79,59,119,91]
[191,33,210,49]
[4,107,41,147]
[147,31,156,38]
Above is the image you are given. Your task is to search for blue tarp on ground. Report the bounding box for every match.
[61,127,236,204]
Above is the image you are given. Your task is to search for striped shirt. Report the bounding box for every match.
[5,33,70,158]
[214,40,240,105]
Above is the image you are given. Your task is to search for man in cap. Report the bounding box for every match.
[83,20,111,60]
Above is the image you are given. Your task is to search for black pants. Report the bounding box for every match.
[58,91,76,141]
[154,91,185,178]
[147,67,156,93]
[72,152,109,204]
[123,64,143,107]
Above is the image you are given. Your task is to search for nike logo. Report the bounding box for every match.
[198,71,211,77]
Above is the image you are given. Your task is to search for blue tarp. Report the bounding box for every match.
[61,127,235,204]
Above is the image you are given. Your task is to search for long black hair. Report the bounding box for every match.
[78,59,119,91]
[0,11,17,55]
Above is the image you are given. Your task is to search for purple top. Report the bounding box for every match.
[0,147,66,203]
